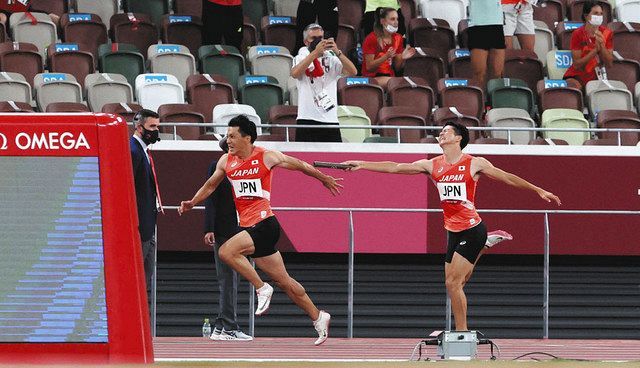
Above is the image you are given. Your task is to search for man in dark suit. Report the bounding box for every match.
[204,137,252,341]
[129,109,162,310]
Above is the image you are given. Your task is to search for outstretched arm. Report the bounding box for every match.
[179,155,228,215]
[342,159,432,175]
[264,151,343,195]
[473,157,561,205]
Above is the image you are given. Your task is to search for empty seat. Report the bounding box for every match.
[0,101,33,112]
[337,76,385,124]
[261,16,297,55]
[186,74,235,123]
[546,49,573,79]
[608,57,640,93]
[568,0,612,23]
[363,135,399,143]
[378,106,426,143]
[528,137,569,145]
[432,106,481,141]
[158,103,205,140]
[337,0,365,31]
[76,0,118,31]
[555,22,583,50]
[46,102,90,112]
[399,0,418,32]
[540,108,590,145]
[98,43,145,90]
[418,0,465,34]
[447,48,473,79]
[609,22,640,61]
[403,47,445,93]
[268,105,298,141]
[0,23,6,44]
[242,19,260,54]
[0,42,44,89]
[503,49,544,93]
[255,133,286,141]
[60,13,108,60]
[486,107,536,144]
[408,18,455,62]
[583,138,619,145]
[247,45,294,94]
[337,24,357,59]
[161,14,203,56]
[30,0,68,16]
[387,76,435,122]
[147,44,197,90]
[532,0,564,31]
[244,0,269,30]
[102,102,143,135]
[585,80,634,119]
[274,0,300,17]
[437,78,484,119]
[198,45,246,93]
[0,72,32,103]
[34,73,83,112]
[522,21,555,67]
[47,43,96,88]
[596,109,640,145]
[237,75,284,125]
[536,79,584,114]
[123,0,170,26]
[473,137,511,144]
[110,13,159,57]
[212,103,262,134]
[9,12,57,61]
[616,0,640,23]
[487,78,535,116]
[174,0,202,18]
[457,19,469,48]
[85,73,134,112]
[336,105,372,143]
[135,73,185,112]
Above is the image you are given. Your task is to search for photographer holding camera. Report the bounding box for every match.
[291,23,358,142]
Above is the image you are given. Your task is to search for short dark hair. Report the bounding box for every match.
[228,115,257,143]
[582,0,601,21]
[134,108,159,127]
[444,122,470,149]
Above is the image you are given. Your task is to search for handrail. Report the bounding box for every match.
[160,205,639,339]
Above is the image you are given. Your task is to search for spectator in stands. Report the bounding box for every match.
[502,0,535,51]
[467,0,506,90]
[295,0,338,52]
[291,23,358,142]
[129,109,163,321]
[204,137,252,341]
[361,7,415,90]
[563,1,613,88]
[202,0,243,52]
[362,0,405,36]
[0,1,60,28]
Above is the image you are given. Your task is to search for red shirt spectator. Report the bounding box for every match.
[563,25,613,85]
[361,31,404,77]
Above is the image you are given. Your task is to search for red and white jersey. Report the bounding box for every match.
[431,154,482,232]
[225,146,274,227]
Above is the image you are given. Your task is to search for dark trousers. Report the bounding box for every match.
[295,119,342,142]
[213,236,239,331]
[202,1,243,52]
[295,0,338,52]
[141,233,156,329]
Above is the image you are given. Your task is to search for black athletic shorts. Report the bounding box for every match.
[242,216,281,258]
[445,221,488,264]
[468,25,506,50]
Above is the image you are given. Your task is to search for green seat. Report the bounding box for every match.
[124,0,169,26]
[98,43,145,89]
[363,135,398,143]
[488,78,535,116]
[199,45,245,92]
[337,105,372,142]
[541,108,590,145]
[238,75,283,125]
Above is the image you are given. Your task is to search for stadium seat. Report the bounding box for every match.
[555,22,583,50]
[486,107,536,144]
[616,0,640,23]
[102,102,143,135]
[147,44,197,90]
[174,0,202,17]
[261,16,297,55]
[98,43,145,90]
[255,133,286,141]
[437,78,484,119]
[0,23,6,44]
[596,109,640,145]
[608,57,640,93]
[418,0,465,35]
[635,81,640,113]
[536,79,584,114]
[447,48,473,79]
[583,138,618,145]
[399,0,419,33]
[0,42,44,89]
[337,105,372,143]
[585,80,634,119]
[457,19,469,48]
[487,78,535,116]
[0,72,32,104]
[337,0,365,31]
[76,1,118,32]
[540,108,590,145]
[337,24,357,60]
[403,47,445,93]
[30,0,68,16]
[238,75,284,125]
[158,103,205,140]
[503,49,544,93]
[198,45,246,94]
[85,73,134,112]
[0,101,33,112]
[33,73,83,112]
[9,12,56,61]
[161,14,203,57]
[212,103,262,134]
[528,137,569,145]
[432,106,481,141]
[268,105,298,141]
[242,18,260,55]
[244,0,269,30]
[387,76,435,123]
[408,18,455,62]
[287,76,298,106]
[247,45,294,95]
[60,13,108,61]
[609,22,640,61]
[568,0,612,23]
[378,106,426,143]
[513,21,555,67]
[135,73,185,112]
[123,0,170,26]
[186,74,235,123]
[337,76,385,124]
[473,137,511,144]
[47,43,96,88]
[274,0,299,16]
[363,135,399,143]
[110,13,159,58]
[532,0,564,31]
[46,102,90,112]
[546,49,573,80]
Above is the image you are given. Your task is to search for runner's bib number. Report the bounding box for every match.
[437,182,468,202]
[232,179,264,198]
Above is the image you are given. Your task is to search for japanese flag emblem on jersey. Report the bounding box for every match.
[458,165,465,171]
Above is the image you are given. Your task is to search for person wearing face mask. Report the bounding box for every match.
[129,108,163,320]
[361,7,415,90]
[563,1,613,88]
[361,1,405,37]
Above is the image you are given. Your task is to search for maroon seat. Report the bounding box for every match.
[403,47,445,93]
[268,105,298,141]
[30,0,68,17]
[0,101,33,112]
[596,110,640,145]
[0,42,43,88]
[256,134,287,141]
[609,22,640,61]
[533,0,564,31]
[528,137,569,145]
[387,76,435,123]
[161,14,203,56]
[110,13,158,58]
[242,18,260,54]
[432,107,481,142]
[377,106,426,143]
[447,48,473,79]
[399,0,418,33]
[158,103,206,140]
[60,13,108,62]
[102,102,143,135]
[536,80,583,114]
[337,77,385,124]
[47,43,95,88]
[0,22,6,44]
[457,19,469,48]
[46,102,90,112]
[504,49,544,93]
[186,74,235,123]
[408,18,455,63]
[474,137,512,144]
[337,0,365,31]
[608,58,640,93]
[555,21,582,50]
[583,138,618,145]
[261,16,297,55]
[337,24,357,58]
[437,78,484,119]
[173,0,202,17]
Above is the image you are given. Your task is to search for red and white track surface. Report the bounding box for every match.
[154,337,640,362]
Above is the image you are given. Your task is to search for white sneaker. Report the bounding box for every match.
[209,327,222,340]
[313,310,330,346]
[485,230,513,248]
[218,329,253,341]
[255,283,274,316]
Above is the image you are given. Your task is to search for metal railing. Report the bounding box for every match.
[160,206,640,339]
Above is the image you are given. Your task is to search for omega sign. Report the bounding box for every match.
[0,132,90,150]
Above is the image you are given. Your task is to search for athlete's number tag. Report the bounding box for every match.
[313,90,335,112]
[232,179,264,198]
[437,182,468,202]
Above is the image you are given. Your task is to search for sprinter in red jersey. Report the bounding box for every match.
[179,115,342,345]
[342,122,560,331]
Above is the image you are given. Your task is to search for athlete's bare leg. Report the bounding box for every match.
[218,231,265,288]
[255,252,321,320]
[488,48,505,80]
[470,48,489,88]
[445,253,475,331]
